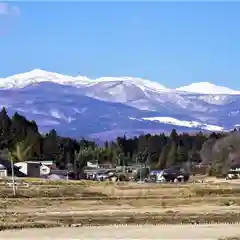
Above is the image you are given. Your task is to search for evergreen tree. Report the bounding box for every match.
[156,144,169,169]
[0,107,11,136]
[0,107,11,149]
[176,144,188,164]
[170,129,178,142]
[166,142,177,168]
[0,106,230,176]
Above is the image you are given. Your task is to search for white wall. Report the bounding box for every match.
[0,169,7,178]
[40,165,50,175]
[14,162,27,175]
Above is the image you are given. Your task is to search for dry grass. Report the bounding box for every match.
[1,178,240,230]
[219,237,240,240]
[0,211,240,230]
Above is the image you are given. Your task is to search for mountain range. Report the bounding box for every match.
[0,69,239,140]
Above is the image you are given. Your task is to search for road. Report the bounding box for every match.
[0,224,239,239]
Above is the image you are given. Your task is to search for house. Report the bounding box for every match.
[150,170,165,182]
[0,164,7,178]
[38,160,54,175]
[86,161,116,169]
[227,164,240,179]
[14,162,27,175]
[87,161,99,168]
[26,161,41,178]
[14,160,54,177]
[0,157,27,177]
[133,165,150,180]
[161,167,190,182]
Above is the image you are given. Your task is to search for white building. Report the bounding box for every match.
[87,161,99,168]
[14,161,53,176]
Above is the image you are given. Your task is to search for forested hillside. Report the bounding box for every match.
[0,107,239,176]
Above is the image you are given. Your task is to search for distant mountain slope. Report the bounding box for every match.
[0,69,239,139]
[1,82,204,137]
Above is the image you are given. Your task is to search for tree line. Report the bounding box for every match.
[0,107,239,176]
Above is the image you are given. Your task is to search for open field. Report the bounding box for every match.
[1,177,240,238]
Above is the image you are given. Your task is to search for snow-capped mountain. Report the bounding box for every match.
[1,82,209,140]
[0,69,239,140]
[176,82,240,95]
[1,69,238,95]
[0,69,91,89]
[0,69,168,92]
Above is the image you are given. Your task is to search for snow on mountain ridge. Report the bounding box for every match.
[0,69,91,89]
[176,82,240,95]
[0,69,239,96]
[93,77,168,92]
[0,69,169,93]
[0,73,239,139]
[140,116,224,131]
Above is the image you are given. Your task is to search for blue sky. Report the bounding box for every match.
[0,2,240,89]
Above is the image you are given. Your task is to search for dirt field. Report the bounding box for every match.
[1,224,240,239]
[1,177,240,233]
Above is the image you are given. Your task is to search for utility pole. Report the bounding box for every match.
[10,156,16,197]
